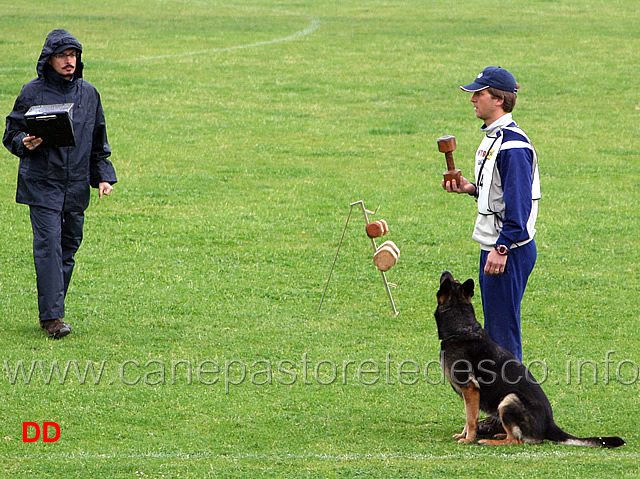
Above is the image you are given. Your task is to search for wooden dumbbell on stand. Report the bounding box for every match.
[366,219,389,238]
[373,241,399,272]
[367,220,398,271]
[438,135,461,185]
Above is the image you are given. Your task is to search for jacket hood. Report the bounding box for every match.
[37,29,84,80]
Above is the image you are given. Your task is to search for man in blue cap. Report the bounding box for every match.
[442,66,541,434]
[3,29,117,338]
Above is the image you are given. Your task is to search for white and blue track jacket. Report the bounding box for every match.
[472,113,541,250]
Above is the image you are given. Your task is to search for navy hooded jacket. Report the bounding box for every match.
[3,29,117,212]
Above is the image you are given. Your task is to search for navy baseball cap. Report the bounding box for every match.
[460,66,517,93]
[54,44,81,54]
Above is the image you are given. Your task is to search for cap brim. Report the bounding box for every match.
[460,82,490,92]
[54,44,81,54]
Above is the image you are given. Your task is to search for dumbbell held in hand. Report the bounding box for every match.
[438,135,461,185]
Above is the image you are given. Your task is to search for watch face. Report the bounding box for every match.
[496,245,508,255]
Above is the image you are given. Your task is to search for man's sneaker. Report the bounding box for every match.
[40,319,71,339]
[477,416,505,437]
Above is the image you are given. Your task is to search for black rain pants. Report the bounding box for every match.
[29,205,84,321]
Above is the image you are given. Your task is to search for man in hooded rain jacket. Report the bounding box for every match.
[3,29,117,338]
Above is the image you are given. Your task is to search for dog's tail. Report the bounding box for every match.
[546,424,625,448]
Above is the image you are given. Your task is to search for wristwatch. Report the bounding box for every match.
[494,244,509,256]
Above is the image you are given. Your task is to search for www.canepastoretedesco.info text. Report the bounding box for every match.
[3,351,638,393]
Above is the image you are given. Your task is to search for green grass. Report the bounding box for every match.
[1,0,639,477]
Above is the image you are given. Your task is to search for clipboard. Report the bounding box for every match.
[25,103,75,147]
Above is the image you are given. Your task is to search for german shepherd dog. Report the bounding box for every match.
[435,271,625,447]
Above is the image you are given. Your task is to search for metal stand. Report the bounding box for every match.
[318,200,399,316]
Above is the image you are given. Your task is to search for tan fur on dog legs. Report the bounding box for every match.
[455,384,480,443]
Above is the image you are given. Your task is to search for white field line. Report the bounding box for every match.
[121,1,321,62]
[0,3,320,71]
[5,450,639,461]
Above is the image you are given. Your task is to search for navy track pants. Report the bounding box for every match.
[479,240,536,362]
[29,206,84,321]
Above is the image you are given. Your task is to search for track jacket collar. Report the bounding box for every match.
[481,113,514,136]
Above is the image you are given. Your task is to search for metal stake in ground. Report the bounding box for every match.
[318,200,399,316]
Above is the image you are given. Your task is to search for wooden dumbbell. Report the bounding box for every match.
[366,220,389,238]
[438,135,461,185]
[374,241,399,272]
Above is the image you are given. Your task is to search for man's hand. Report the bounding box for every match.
[23,135,43,150]
[442,175,476,195]
[99,182,113,199]
[484,248,508,275]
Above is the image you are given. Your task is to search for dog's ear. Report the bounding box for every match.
[462,279,474,302]
[437,277,453,304]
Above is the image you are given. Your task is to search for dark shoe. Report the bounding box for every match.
[477,416,505,437]
[40,319,71,339]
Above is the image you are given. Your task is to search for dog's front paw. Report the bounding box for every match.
[453,425,468,440]
[457,437,476,444]
[455,428,476,443]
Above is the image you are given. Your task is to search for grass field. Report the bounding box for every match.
[1,0,639,477]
